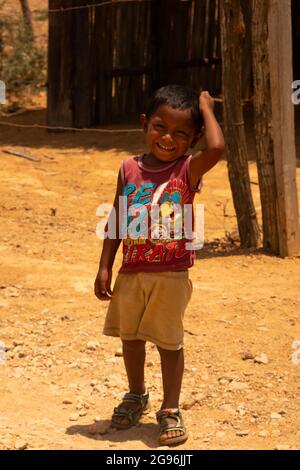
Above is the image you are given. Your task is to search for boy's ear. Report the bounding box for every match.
[140,114,148,132]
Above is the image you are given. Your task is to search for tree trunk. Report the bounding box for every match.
[220,0,260,247]
[19,0,34,40]
[251,0,279,253]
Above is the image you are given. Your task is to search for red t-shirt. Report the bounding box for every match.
[119,154,201,274]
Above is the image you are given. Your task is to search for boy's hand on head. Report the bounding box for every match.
[199,90,215,113]
[94,267,112,301]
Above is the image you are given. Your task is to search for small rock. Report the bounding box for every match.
[218,376,234,385]
[216,431,226,438]
[147,360,155,367]
[275,444,290,451]
[236,430,249,437]
[114,348,123,357]
[241,352,255,361]
[90,379,98,387]
[69,413,79,421]
[254,354,269,365]
[271,412,282,420]
[62,399,73,405]
[15,440,28,450]
[182,399,197,410]
[79,410,87,417]
[258,430,269,438]
[228,381,248,391]
[87,421,109,435]
[86,341,99,351]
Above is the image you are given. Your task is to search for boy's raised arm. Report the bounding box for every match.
[94,170,123,300]
[189,91,225,188]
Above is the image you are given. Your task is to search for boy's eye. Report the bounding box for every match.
[154,124,165,130]
[175,130,188,137]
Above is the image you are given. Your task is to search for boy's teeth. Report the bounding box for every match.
[158,143,175,151]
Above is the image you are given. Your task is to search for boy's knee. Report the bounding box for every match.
[122,339,146,351]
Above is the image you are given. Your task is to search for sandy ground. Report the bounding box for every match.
[1,0,300,452]
[0,111,300,450]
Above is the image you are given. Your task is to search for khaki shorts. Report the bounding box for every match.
[103,271,192,351]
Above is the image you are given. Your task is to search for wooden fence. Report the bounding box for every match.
[47,0,237,127]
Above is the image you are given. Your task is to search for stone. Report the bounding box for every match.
[114,348,123,357]
[69,413,79,421]
[15,440,28,450]
[258,431,269,438]
[87,421,109,435]
[236,430,249,437]
[271,412,282,420]
[86,341,99,351]
[228,381,248,391]
[254,354,269,365]
[62,399,73,405]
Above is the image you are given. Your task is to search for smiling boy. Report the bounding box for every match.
[94,84,224,446]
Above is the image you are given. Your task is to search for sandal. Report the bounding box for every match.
[111,391,150,430]
[156,408,188,446]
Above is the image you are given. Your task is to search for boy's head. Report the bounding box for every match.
[141,84,203,163]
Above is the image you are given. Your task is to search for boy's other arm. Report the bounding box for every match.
[94,170,123,300]
[189,91,225,189]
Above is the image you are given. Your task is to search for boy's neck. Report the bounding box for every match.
[143,152,184,168]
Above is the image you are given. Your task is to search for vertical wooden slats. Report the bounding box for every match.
[48,0,225,126]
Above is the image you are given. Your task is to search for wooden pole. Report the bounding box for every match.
[252,0,279,253]
[268,0,300,256]
[220,0,261,248]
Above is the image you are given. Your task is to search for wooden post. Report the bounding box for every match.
[47,0,73,128]
[220,0,261,248]
[268,0,300,256]
[252,0,279,253]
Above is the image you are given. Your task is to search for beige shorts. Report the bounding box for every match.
[103,271,193,351]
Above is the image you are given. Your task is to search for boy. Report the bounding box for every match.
[94,85,224,446]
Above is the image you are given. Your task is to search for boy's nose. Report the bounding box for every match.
[162,133,174,143]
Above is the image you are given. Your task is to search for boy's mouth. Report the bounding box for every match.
[156,142,176,153]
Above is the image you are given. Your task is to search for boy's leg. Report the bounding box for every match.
[112,339,146,427]
[157,346,185,440]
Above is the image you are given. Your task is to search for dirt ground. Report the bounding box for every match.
[1,0,300,452]
[0,108,300,451]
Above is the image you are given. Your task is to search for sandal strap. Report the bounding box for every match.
[112,391,149,423]
[156,407,181,422]
[122,392,149,405]
[156,408,185,433]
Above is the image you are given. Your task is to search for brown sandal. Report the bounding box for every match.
[156,408,188,446]
[111,391,150,430]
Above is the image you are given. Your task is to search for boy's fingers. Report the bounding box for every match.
[94,279,112,300]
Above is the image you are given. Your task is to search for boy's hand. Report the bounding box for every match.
[94,267,112,301]
[199,90,215,113]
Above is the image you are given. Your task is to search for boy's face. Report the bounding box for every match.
[140,104,200,163]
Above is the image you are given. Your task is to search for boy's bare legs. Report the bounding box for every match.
[112,339,146,427]
[157,346,185,441]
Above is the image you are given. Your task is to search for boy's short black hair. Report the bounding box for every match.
[145,84,203,133]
